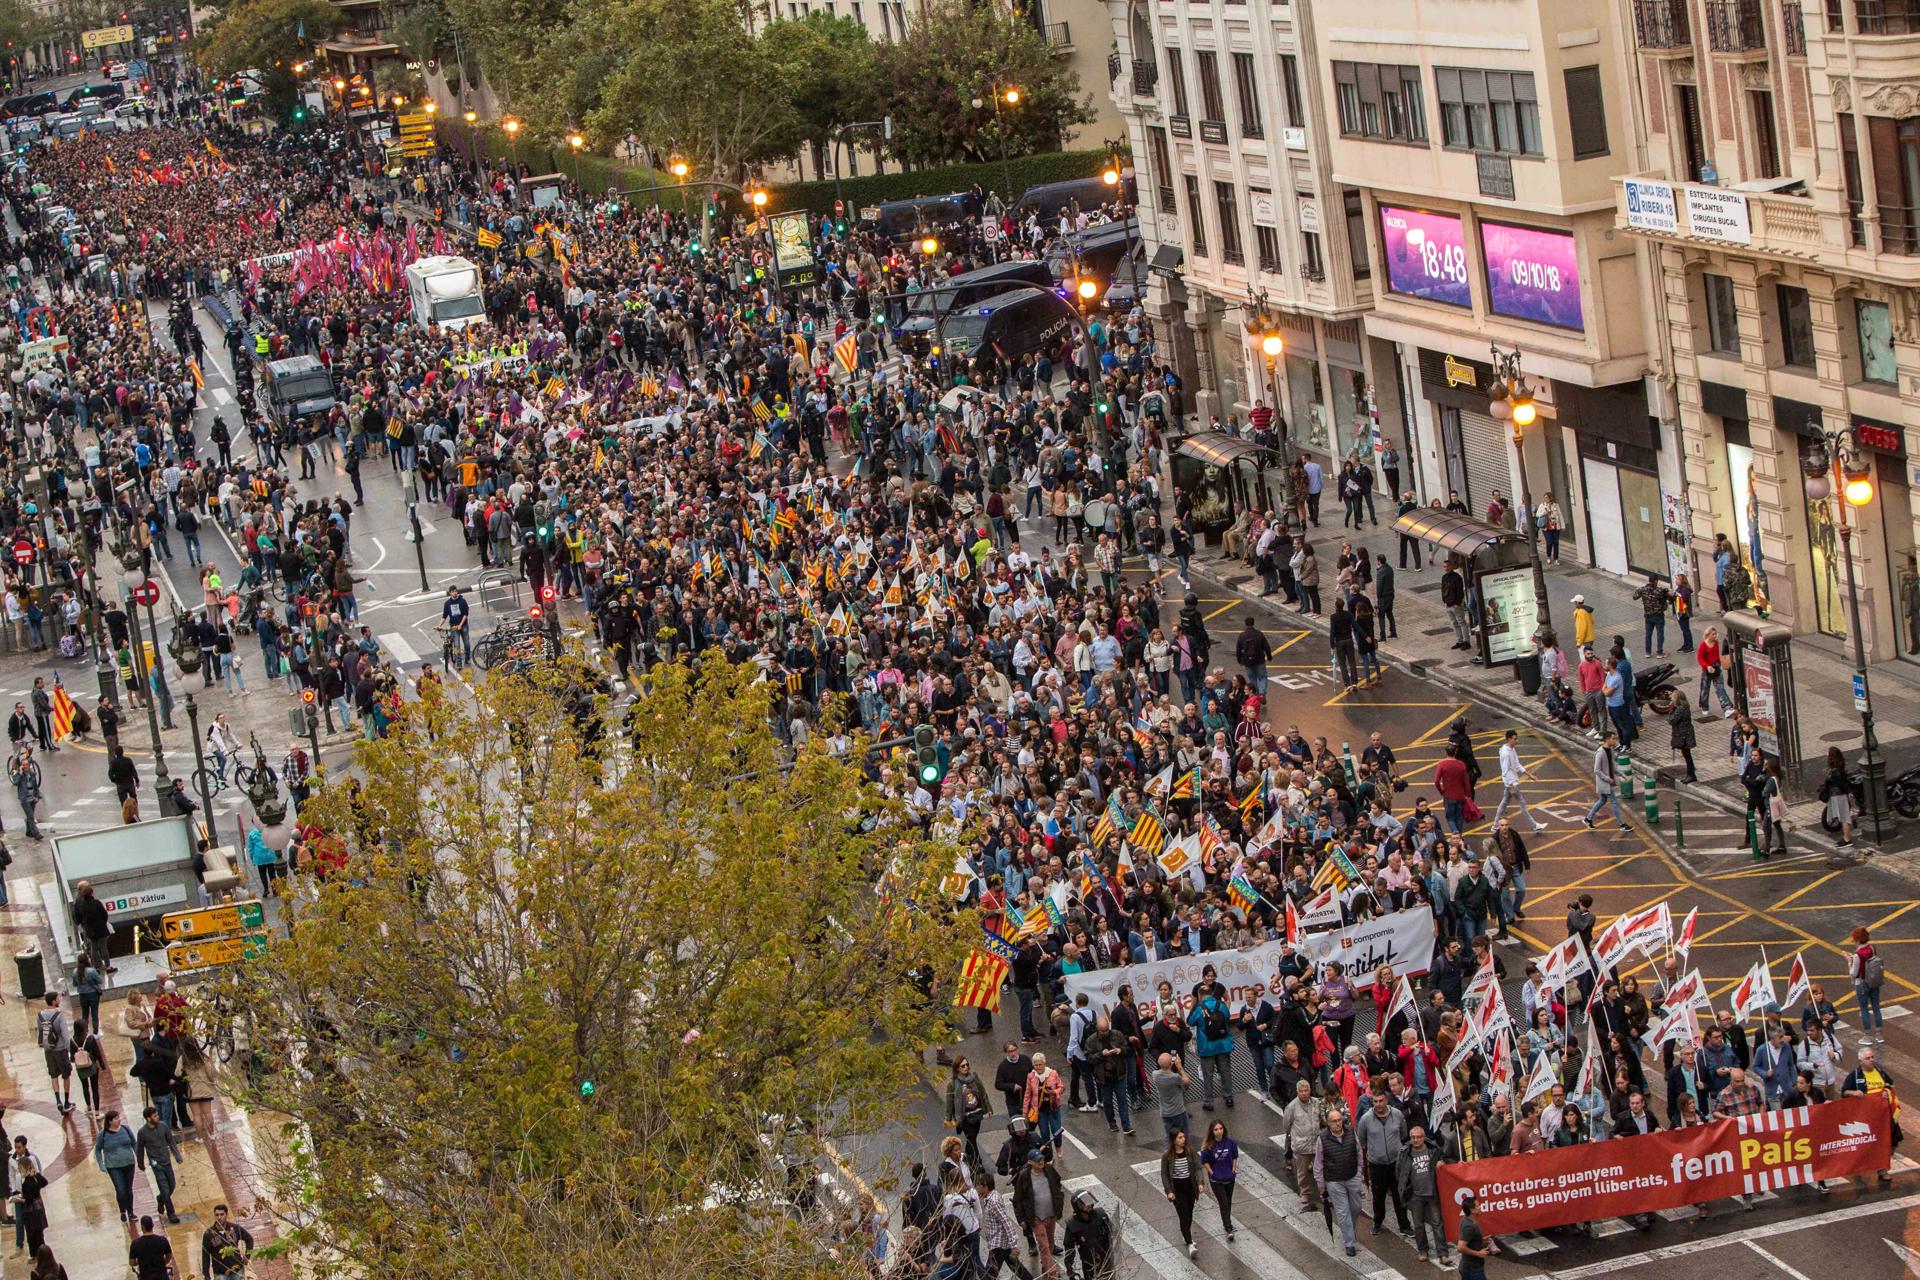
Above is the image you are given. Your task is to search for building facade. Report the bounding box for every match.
[1104,0,1403,477]
[1613,0,1920,666]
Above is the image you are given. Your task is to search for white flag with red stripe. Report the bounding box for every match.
[1781,951,1811,1012]
[1521,1046,1558,1104]
[1673,906,1698,963]
[1386,975,1418,1028]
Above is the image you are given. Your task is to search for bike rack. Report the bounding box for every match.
[476,568,522,613]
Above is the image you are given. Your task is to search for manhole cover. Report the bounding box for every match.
[1819,730,1856,743]
[1422,626,1453,637]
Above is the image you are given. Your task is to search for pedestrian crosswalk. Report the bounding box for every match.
[1065,1174,1213,1280]
[1128,1160,1327,1280]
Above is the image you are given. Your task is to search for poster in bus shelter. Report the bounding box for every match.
[1478,567,1540,666]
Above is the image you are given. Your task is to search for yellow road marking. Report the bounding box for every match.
[1767,870,1844,911]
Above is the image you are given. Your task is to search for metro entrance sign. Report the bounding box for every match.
[160,899,266,942]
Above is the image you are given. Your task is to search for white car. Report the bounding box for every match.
[104,63,128,81]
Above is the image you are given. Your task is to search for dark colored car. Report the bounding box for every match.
[941,286,1079,364]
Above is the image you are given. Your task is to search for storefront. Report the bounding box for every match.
[1702,381,1766,608]
[1852,414,1920,664]
[1558,380,1664,579]
[1776,396,1845,640]
[1415,348,1512,514]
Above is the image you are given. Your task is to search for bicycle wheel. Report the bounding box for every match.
[473,635,506,671]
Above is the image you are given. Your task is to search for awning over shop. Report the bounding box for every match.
[1176,431,1276,469]
[1148,243,1184,275]
[1391,507,1528,559]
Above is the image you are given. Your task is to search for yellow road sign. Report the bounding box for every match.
[161,900,266,941]
[81,23,133,47]
[165,933,267,973]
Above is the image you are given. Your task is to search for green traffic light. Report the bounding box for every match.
[918,761,941,785]
[580,1080,596,1098]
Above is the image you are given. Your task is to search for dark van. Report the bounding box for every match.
[942,287,1078,364]
[1014,173,1134,221]
[1,92,55,119]
[1045,218,1140,291]
[891,259,1054,348]
[864,191,975,242]
[64,83,125,110]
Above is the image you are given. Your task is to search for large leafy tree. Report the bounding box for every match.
[217,655,968,1279]
[759,12,879,170]
[195,0,342,111]
[873,0,1093,167]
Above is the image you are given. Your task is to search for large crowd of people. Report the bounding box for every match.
[0,70,1901,1280]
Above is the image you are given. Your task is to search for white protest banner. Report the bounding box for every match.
[1062,942,1289,1020]
[1296,908,1437,990]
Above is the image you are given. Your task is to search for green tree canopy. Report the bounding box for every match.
[194,0,342,112]
[219,655,968,1279]
[759,12,880,165]
[873,0,1094,168]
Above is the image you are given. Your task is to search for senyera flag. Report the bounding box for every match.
[1439,1095,1893,1238]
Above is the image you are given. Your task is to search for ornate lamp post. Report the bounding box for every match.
[1487,343,1553,631]
[1804,428,1886,842]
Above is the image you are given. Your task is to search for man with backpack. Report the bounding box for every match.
[1187,984,1237,1112]
[34,993,72,1115]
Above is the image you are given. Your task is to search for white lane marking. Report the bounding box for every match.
[1888,1237,1920,1279]
[1063,1124,1098,1161]
[377,632,420,665]
[1745,1240,1816,1280]
[1545,1193,1920,1280]
[1130,1158,1320,1279]
[1064,1174,1211,1280]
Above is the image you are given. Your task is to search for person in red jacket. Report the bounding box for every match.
[1397,1029,1442,1109]
[1434,748,1473,834]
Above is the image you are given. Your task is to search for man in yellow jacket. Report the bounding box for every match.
[1572,594,1596,649]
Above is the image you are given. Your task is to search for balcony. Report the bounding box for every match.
[1044,21,1072,52]
[1634,0,1693,47]
[1782,0,1807,50]
[1131,60,1158,96]
[1706,0,1768,50]
[1300,263,1327,283]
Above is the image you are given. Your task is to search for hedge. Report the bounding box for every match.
[772,148,1113,215]
[440,127,1114,216]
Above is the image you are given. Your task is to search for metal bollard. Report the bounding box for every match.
[1747,808,1762,861]
[1645,768,1660,825]
[1674,791,1685,850]
[1617,751,1635,800]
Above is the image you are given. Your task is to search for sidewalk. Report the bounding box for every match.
[1172,511,1920,857]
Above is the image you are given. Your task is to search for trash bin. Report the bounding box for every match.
[1514,650,1543,697]
[15,945,44,1002]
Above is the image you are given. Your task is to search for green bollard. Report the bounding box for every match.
[1674,791,1685,850]
[1617,751,1635,800]
[1645,769,1659,825]
[1747,808,1761,861]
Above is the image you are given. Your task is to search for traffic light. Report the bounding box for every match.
[913,724,945,786]
[579,1079,596,1099]
[291,106,305,121]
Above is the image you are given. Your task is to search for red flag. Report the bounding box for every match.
[1284,895,1299,944]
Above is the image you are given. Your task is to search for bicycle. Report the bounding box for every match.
[231,732,278,793]
[432,622,466,672]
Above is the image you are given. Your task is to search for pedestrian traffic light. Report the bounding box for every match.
[301,688,315,705]
[540,584,557,606]
[529,602,544,621]
[580,1079,595,1099]
[913,724,945,786]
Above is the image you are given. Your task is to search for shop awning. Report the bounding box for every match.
[1149,243,1184,275]
[1392,507,1528,558]
[1176,431,1276,468]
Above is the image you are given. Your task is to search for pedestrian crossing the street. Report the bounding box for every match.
[1127,1160,1356,1278]
[1238,1150,1406,1280]
[1063,1174,1213,1280]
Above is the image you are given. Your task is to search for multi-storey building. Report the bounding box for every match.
[1104,0,1397,473]
[1614,0,1920,665]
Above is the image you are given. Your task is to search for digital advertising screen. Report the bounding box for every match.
[1480,220,1584,330]
[1378,206,1471,308]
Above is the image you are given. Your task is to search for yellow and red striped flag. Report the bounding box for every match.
[50,681,76,741]
[834,331,859,374]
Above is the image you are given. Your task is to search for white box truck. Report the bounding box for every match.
[405,255,488,331]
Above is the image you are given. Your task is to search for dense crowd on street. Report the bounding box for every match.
[0,74,1902,1280]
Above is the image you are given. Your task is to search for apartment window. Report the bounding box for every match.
[1436,67,1540,156]
[1751,90,1780,179]
[1868,116,1920,254]
[1166,47,1190,116]
[1331,62,1427,142]
[1703,272,1740,355]
[1280,54,1305,129]
[1776,283,1815,367]
[1148,127,1176,214]
[1302,230,1325,280]
[1676,84,1708,181]
[1214,181,1244,264]
[1185,174,1207,257]
[850,0,864,23]
[1858,298,1896,383]
[1255,221,1282,272]
[1197,50,1226,122]
[1563,66,1609,158]
[1840,112,1866,246]
[1232,52,1264,137]
[1343,189,1371,279]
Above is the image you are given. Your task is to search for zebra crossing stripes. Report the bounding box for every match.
[1062,1174,1213,1280]
[1233,1153,1407,1280]
[1128,1160,1329,1280]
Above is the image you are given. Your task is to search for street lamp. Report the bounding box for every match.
[503,116,522,202]
[568,131,585,190]
[920,235,940,257]
[970,81,1021,202]
[1072,276,1111,446]
[1804,428,1886,842]
[1488,343,1553,633]
[463,108,479,177]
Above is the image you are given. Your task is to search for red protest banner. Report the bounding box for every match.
[1439,1095,1894,1238]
